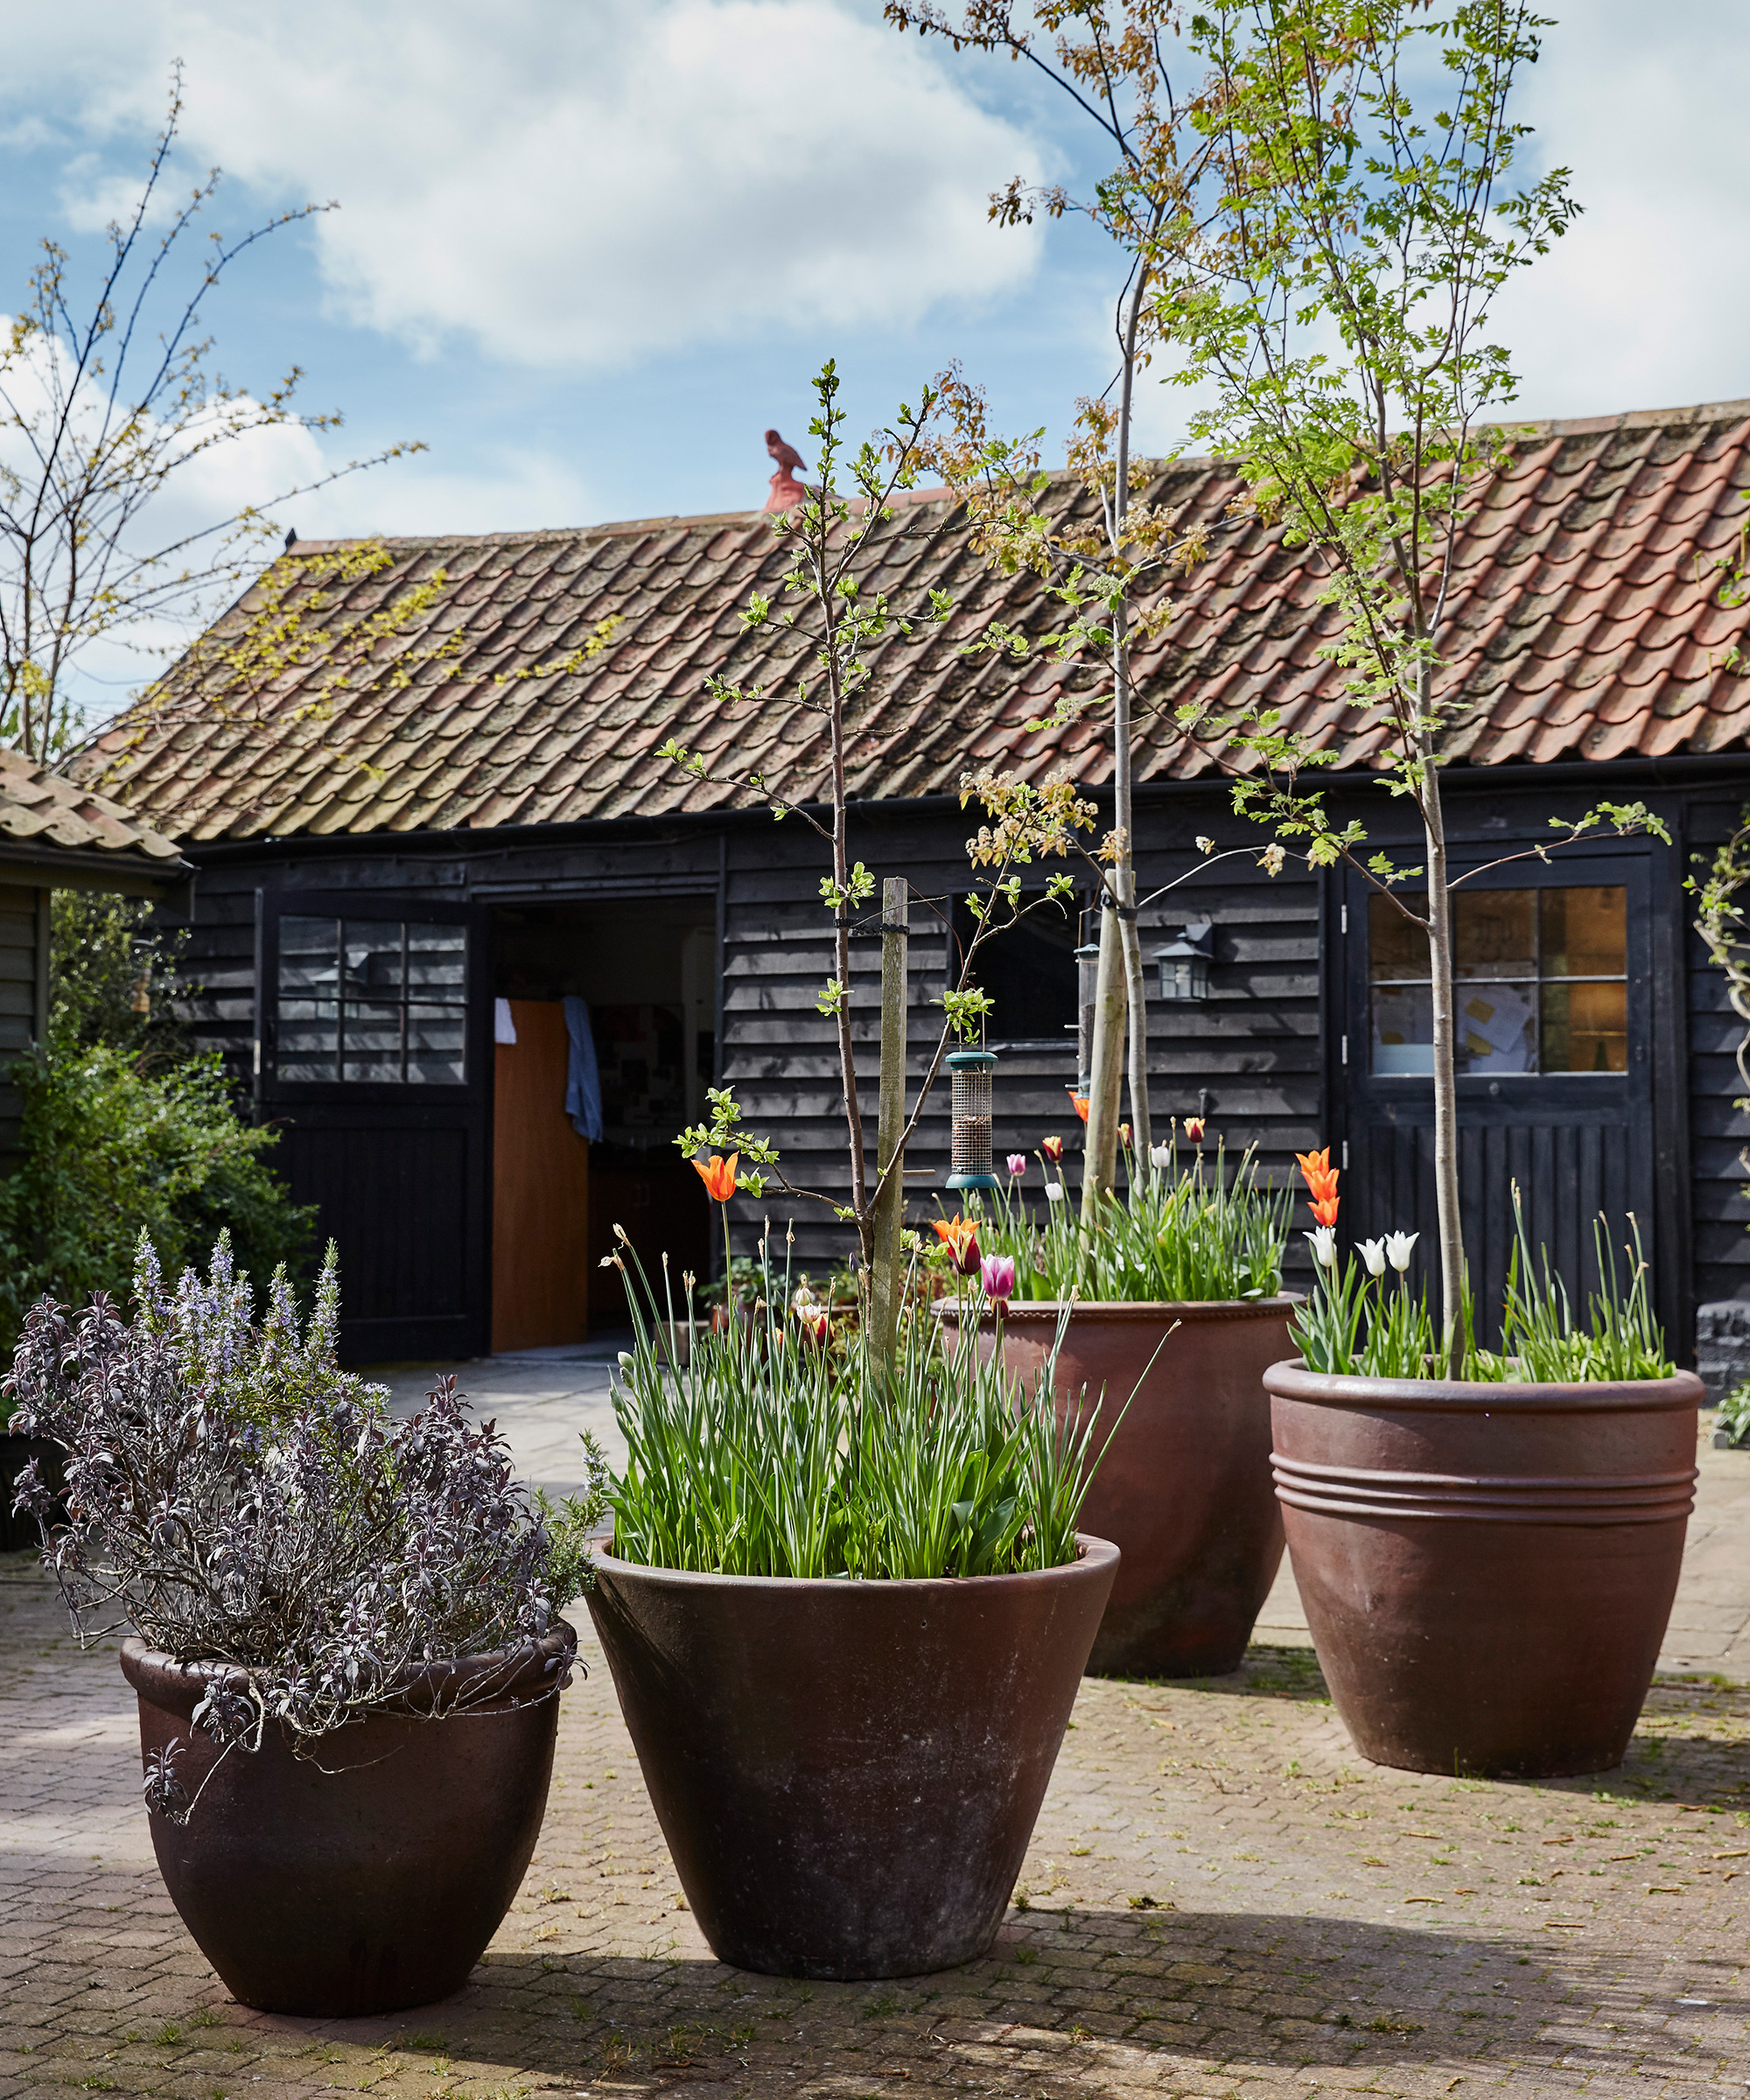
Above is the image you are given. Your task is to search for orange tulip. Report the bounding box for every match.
[931,1215,983,1277]
[1295,1145,1339,1208]
[1069,1094,1091,1124]
[692,1152,739,1202]
[1310,1194,1340,1228]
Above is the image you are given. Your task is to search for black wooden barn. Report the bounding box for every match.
[76,398,1750,1386]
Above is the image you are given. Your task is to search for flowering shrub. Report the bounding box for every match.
[7,1235,606,1819]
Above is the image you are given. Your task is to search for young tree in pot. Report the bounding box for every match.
[8,1236,606,2016]
[584,364,1123,1982]
[1100,0,1696,1780]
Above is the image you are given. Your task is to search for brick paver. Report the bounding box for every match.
[5,1551,1750,2100]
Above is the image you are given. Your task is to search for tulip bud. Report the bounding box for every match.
[1385,1230,1418,1272]
[1358,1238,1387,1278]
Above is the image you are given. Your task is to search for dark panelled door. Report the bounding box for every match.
[1339,850,1655,1345]
[260,892,490,1364]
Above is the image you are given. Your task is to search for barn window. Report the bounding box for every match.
[950,892,1081,1046]
[277,917,468,1082]
[1368,886,1627,1077]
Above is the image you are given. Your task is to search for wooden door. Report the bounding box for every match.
[492,1000,591,1349]
[1339,852,1656,1346]
[262,892,490,1365]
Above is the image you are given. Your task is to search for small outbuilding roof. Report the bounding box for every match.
[79,396,1750,844]
[0,747,191,890]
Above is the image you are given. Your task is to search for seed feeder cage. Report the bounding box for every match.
[946,1048,999,1192]
[1153,920,1214,1003]
[1074,939,1100,1092]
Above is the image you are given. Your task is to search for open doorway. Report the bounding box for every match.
[491,896,716,1348]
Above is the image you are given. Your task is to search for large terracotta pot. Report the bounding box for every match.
[1265,1360,1704,1778]
[586,1536,1118,1980]
[122,1623,575,2015]
[939,1298,1298,1676]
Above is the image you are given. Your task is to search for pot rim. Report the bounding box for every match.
[1264,1356,1706,1415]
[593,1532,1119,1595]
[120,1618,577,1718]
[932,1295,1303,1323]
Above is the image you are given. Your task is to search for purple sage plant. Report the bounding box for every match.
[7,1233,607,1822]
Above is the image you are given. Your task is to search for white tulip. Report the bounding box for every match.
[1358,1237,1387,1278]
[1149,1143,1172,1171]
[1385,1230,1419,1272]
[1044,1182,1065,1203]
[1305,1226,1338,1268]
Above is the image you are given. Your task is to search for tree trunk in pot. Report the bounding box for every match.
[586,1538,1117,1979]
[122,1625,574,2015]
[1265,1361,1703,1777]
[940,1298,1297,1676]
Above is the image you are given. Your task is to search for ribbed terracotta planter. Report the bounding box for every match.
[586,1536,1118,1979]
[122,1624,575,2015]
[1266,1360,1704,1777]
[938,1298,1297,1676]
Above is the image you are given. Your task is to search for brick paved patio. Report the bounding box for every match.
[6,1531,1750,2100]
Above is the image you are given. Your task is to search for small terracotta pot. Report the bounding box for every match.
[1265,1360,1704,1777]
[939,1298,1298,1676]
[586,1536,1118,1980]
[122,1624,575,2015]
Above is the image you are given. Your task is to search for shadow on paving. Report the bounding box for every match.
[1110,1646,1750,1812]
[223,1908,1734,2097]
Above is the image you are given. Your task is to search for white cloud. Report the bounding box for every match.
[15,0,1047,374]
[1468,3,1750,422]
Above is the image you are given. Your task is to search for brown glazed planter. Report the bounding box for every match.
[122,1623,575,2016]
[586,1536,1118,1979]
[939,1298,1298,1676]
[1266,1360,1704,1778]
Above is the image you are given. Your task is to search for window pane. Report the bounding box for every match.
[279,998,338,1082]
[407,922,467,1001]
[342,921,404,998]
[1541,886,1626,978]
[1372,982,1435,1073]
[407,1004,466,1084]
[279,916,339,996]
[1455,982,1536,1073]
[1541,979,1628,1073]
[1368,892,1429,981]
[1454,891,1534,979]
[342,1001,402,1082]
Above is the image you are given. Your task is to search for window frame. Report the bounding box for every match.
[948,887,1088,1053]
[1367,881,1630,1079]
[1345,850,1649,1096]
[262,892,479,1102]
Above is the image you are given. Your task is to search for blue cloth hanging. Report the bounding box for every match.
[563,996,604,1142]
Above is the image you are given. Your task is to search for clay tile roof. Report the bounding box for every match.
[0,746,186,864]
[77,397,1750,844]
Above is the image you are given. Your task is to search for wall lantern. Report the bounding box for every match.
[1153,920,1214,1003]
[946,1047,999,1191]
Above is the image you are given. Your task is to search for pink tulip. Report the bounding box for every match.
[980,1254,1016,1306]
[1007,1153,1028,1178]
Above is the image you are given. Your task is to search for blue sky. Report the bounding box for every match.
[2,0,1746,716]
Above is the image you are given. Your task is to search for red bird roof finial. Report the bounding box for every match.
[763,428,809,514]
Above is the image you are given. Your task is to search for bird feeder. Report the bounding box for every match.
[1074,941,1100,1092]
[946,1048,999,1191]
[1153,920,1214,1003]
